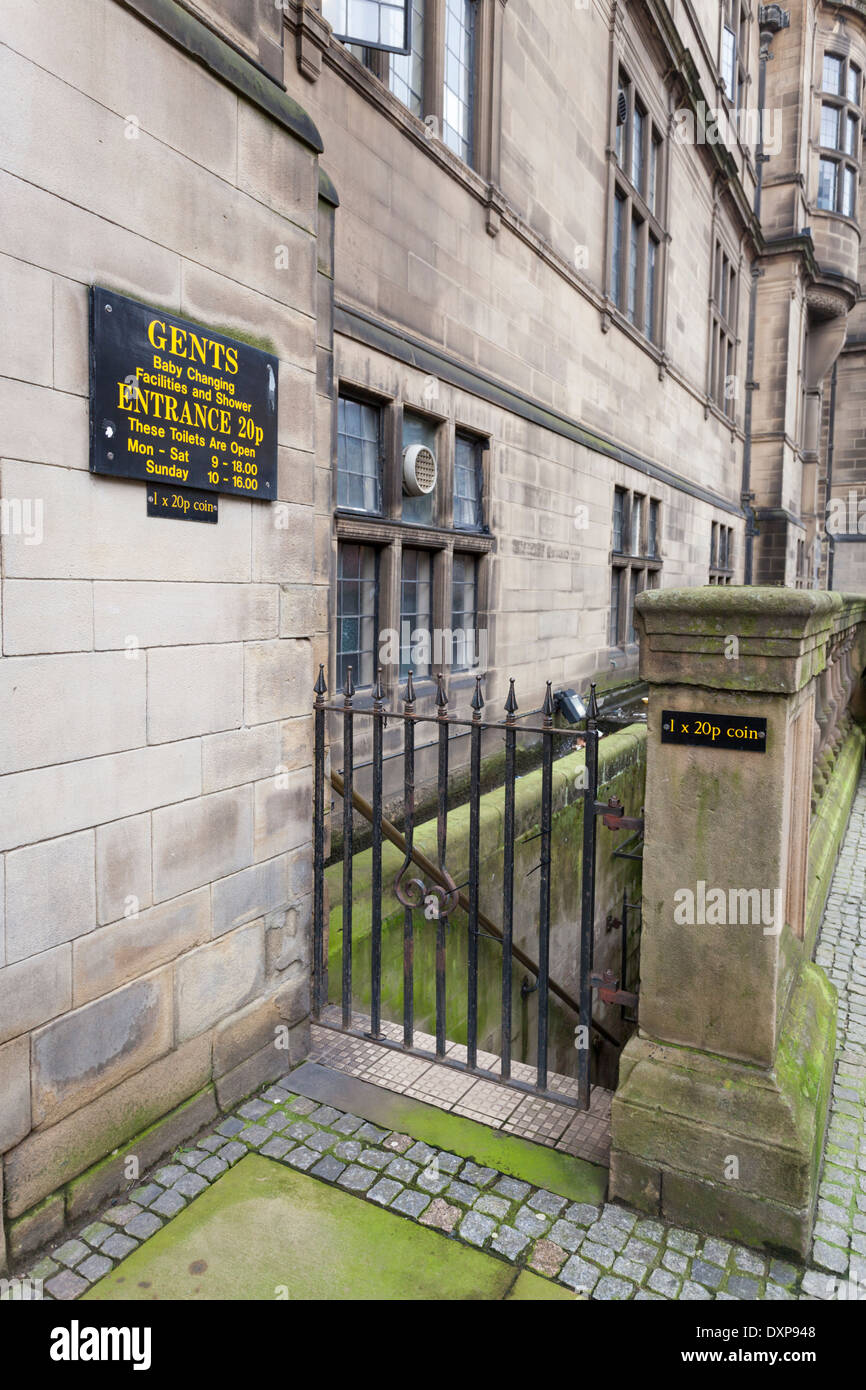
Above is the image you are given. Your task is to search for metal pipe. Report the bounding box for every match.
[826,358,838,590]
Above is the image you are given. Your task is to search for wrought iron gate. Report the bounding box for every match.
[312,667,641,1111]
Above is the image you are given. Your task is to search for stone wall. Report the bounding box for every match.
[0,0,328,1267]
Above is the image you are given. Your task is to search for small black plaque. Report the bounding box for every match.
[661,709,767,752]
[147,484,218,523]
[90,287,277,500]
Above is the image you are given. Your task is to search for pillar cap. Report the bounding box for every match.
[634,586,862,694]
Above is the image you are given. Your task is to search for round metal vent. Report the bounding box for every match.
[403,443,438,497]
[616,88,628,125]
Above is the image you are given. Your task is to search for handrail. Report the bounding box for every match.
[329,769,620,1049]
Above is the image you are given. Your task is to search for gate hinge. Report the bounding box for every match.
[591,968,639,1009]
[594,796,645,832]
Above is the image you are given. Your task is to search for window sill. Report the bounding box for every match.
[336,512,496,550]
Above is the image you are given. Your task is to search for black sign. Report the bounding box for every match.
[147,484,218,524]
[661,709,767,752]
[89,287,277,500]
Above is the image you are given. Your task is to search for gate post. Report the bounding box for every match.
[610,587,843,1259]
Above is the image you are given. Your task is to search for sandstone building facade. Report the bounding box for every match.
[2,0,866,1266]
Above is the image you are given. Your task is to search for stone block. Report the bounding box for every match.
[147,643,243,743]
[0,945,72,1045]
[8,1191,65,1262]
[94,581,276,650]
[212,856,288,936]
[52,275,89,396]
[65,1085,217,1224]
[279,583,327,639]
[0,651,145,775]
[152,785,253,901]
[1,459,251,583]
[244,638,312,725]
[212,992,286,1078]
[5,829,96,962]
[32,968,173,1128]
[73,888,210,1006]
[0,251,53,385]
[0,375,88,470]
[0,738,201,854]
[95,812,152,926]
[180,261,316,371]
[254,767,311,861]
[0,1036,31,1153]
[252,502,314,585]
[236,100,318,234]
[4,1035,212,1218]
[214,1039,292,1111]
[201,723,281,795]
[0,170,181,308]
[2,580,94,655]
[175,921,265,1042]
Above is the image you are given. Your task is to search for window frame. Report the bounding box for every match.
[336,390,386,515]
[609,67,667,346]
[609,485,662,648]
[720,0,749,112]
[709,522,735,584]
[708,237,740,420]
[816,51,861,219]
[336,541,381,690]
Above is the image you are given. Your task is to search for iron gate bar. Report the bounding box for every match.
[313,665,327,1017]
[342,669,355,1029]
[501,678,518,1080]
[400,672,416,1048]
[578,683,600,1110]
[370,672,385,1037]
[467,677,484,1069]
[313,668,636,1109]
[536,682,555,1090]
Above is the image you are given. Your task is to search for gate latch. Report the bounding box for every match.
[590,968,639,1009]
[595,796,645,833]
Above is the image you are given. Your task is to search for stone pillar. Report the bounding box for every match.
[610,588,841,1259]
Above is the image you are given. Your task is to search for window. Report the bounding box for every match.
[337,544,379,687]
[323,0,412,50]
[709,523,734,584]
[721,0,749,110]
[336,0,483,170]
[400,548,433,676]
[709,240,739,418]
[389,0,425,113]
[454,432,483,530]
[451,553,478,668]
[648,499,659,558]
[610,70,665,343]
[337,395,383,512]
[443,0,476,161]
[612,487,626,552]
[402,409,438,525]
[816,52,860,217]
[333,384,493,697]
[610,486,662,645]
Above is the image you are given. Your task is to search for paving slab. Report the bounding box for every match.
[84,1156,539,1302]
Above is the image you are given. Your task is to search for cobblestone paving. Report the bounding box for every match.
[812,778,866,1291]
[7,774,866,1303]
